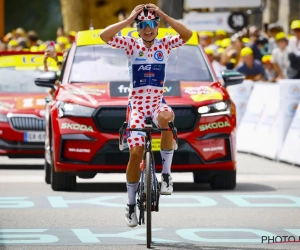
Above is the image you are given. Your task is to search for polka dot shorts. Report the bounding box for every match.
[126,101,174,149]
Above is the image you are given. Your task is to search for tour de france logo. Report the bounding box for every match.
[154,50,164,61]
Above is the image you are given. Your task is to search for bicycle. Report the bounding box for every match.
[119,118,178,249]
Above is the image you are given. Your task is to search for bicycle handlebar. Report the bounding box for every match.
[119,121,178,151]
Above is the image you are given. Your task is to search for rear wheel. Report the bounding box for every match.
[44,159,51,184]
[145,152,152,248]
[210,170,236,190]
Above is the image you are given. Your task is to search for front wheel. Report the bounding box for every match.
[145,151,152,248]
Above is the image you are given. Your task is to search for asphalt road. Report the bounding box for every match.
[0,153,300,250]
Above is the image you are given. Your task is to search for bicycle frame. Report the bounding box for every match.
[119,119,178,248]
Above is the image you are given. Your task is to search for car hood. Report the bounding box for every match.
[0,93,47,116]
[57,81,228,108]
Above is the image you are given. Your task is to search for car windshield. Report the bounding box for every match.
[69,44,213,83]
[0,67,49,93]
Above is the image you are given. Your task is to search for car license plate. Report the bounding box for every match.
[152,139,161,151]
[24,132,46,142]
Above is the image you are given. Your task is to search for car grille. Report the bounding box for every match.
[9,116,45,131]
[94,106,199,133]
[93,151,202,165]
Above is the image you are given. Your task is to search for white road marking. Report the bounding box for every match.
[1,174,300,183]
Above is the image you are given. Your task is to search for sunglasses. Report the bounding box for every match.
[137,20,158,29]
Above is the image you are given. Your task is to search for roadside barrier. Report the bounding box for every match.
[227,80,300,164]
[226,80,253,127]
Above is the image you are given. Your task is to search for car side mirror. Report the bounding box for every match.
[222,70,245,88]
[34,71,57,91]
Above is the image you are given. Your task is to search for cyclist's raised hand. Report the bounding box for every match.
[127,4,145,23]
[100,4,144,43]
[145,3,165,19]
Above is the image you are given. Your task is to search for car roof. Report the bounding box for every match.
[76,28,199,47]
[0,53,61,70]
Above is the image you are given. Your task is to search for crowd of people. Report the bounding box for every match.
[203,20,300,82]
[1,21,300,82]
[0,27,75,54]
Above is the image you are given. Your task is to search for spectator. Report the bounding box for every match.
[289,20,300,53]
[38,43,47,52]
[14,28,27,49]
[214,29,227,47]
[256,36,269,56]
[43,49,67,72]
[242,37,250,46]
[267,23,283,54]
[68,31,77,43]
[261,55,277,82]
[2,32,13,43]
[271,32,289,79]
[235,47,266,81]
[221,33,244,67]
[205,48,226,81]
[0,42,7,52]
[249,25,260,38]
[56,36,69,52]
[249,30,263,61]
[27,30,42,48]
[199,31,218,52]
[30,46,39,52]
[13,27,26,40]
[7,40,19,51]
[56,27,65,37]
[287,52,300,79]
[287,21,300,79]
[220,38,231,49]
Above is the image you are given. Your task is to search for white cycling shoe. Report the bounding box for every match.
[125,204,138,227]
[160,173,173,195]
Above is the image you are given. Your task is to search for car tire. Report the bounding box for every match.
[51,158,76,191]
[44,159,51,184]
[193,172,210,184]
[50,140,76,191]
[210,170,236,190]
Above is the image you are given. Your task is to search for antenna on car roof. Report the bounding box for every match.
[87,0,94,30]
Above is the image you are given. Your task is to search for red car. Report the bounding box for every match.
[0,52,60,158]
[35,28,244,191]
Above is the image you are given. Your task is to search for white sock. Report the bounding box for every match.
[126,182,139,205]
[160,149,174,174]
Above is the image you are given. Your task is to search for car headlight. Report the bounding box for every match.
[58,102,96,118]
[198,101,231,116]
[0,114,8,122]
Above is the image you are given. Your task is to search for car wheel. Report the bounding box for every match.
[49,136,76,191]
[193,172,210,184]
[44,159,51,184]
[210,170,236,190]
[51,155,76,191]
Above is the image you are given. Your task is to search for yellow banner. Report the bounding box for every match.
[76,28,199,46]
[0,55,62,68]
